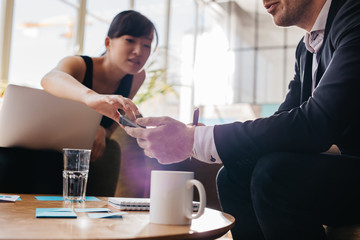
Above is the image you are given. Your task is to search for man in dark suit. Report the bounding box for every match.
[125,0,360,239]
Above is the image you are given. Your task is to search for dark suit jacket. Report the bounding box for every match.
[214,0,360,164]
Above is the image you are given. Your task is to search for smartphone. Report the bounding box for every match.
[119,114,145,128]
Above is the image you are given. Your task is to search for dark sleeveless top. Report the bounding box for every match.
[80,55,133,129]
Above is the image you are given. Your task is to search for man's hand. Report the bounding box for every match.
[124,116,195,164]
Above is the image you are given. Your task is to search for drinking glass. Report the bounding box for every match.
[63,148,91,202]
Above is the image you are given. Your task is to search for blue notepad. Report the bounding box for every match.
[88,212,127,219]
[35,196,100,201]
[84,196,101,201]
[35,196,63,201]
[75,208,110,213]
[36,208,77,218]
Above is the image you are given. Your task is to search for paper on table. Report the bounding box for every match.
[35,196,101,201]
[108,197,151,211]
[88,212,128,219]
[84,196,101,201]
[35,196,63,201]
[0,195,20,202]
[108,197,200,211]
[36,208,77,218]
[75,208,110,213]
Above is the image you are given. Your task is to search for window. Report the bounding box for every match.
[134,0,166,48]
[0,0,14,90]
[83,0,130,56]
[9,0,77,87]
[226,0,304,104]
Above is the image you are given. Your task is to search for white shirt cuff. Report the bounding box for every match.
[193,126,222,164]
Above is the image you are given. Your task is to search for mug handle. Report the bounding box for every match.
[186,179,206,219]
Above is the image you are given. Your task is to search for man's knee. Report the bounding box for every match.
[251,152,301,207]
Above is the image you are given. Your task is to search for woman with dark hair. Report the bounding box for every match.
[42,10,157,160]
[40,10,158,195]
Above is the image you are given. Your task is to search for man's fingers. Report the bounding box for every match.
[144,149,155,159]
[136,138,147,149]
[125,126,147,138]
[136,116,173,127]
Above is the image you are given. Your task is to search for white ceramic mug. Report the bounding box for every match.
[149,170,206,225]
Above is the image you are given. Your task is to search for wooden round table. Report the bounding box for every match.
[0,194,235,240]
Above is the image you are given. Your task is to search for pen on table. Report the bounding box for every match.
[192,108,199,126]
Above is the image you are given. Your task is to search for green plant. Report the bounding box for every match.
[133,62,178,105]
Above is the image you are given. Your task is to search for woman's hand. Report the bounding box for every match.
[90,126,107,162]
[85,91,141,123]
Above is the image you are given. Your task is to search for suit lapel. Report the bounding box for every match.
[315,0,346,86]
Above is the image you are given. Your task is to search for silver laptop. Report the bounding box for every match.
[0,84,102,151]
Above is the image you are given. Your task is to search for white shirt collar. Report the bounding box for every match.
[310,0,332,33]
[304,0,332,53]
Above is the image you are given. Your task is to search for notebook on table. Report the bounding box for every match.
[0,84,102,151]
[108,197,200,211]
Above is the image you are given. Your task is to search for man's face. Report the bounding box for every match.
[263,0,313,28]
